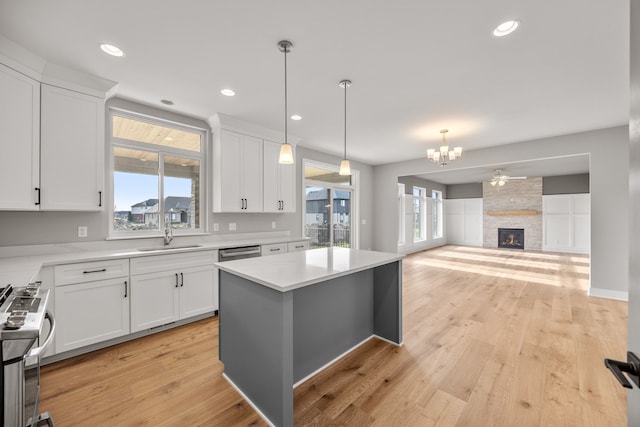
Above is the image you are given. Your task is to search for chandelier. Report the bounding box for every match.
[426,129,462,166]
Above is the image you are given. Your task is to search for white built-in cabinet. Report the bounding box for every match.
[40,84,105,210]
[445,198,484,247]
[543,194,590,254]
[129,251,217,333]
[54,259,130,353]
[263,139,295,213]
[0,63,40,210]
[214,129,263,212]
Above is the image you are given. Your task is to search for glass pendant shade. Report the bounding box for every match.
[339,159,352,176]
[279,143,294,164]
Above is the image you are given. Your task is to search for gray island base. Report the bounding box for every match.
[215,247,403,427]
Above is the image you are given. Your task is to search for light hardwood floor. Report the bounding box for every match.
[40,245,628,426]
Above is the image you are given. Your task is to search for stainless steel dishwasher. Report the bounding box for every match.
[218,245,261,262]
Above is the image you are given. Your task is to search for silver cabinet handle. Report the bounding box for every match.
[180,272,184,287]
[175,273,179,288]
[124,280,128,298]
[270,248,280,252]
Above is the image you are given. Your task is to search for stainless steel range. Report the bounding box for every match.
[0,282,55,427]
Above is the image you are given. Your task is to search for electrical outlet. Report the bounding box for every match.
[213,223,219,232]
[229,223,236,231]
[272,221,276,229]
[78,226,88,238]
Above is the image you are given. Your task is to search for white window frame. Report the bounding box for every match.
[301,158,359,249]
[107,108,208,239]
[413,186,427,242]
[432,189,443,239]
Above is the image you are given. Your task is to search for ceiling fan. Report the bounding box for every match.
[489,169,527,187]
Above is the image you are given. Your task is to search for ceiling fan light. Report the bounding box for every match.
[490,180,497,186]
[498,180,505,186]
[279,143,294,164]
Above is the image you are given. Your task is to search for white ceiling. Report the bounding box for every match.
[0,0,629,171]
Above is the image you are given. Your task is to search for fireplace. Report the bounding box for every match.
[498,228,524,249]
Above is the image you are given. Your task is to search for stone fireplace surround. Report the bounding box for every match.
[482,178,542,250]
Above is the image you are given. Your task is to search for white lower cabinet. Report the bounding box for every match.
[130,251,218,333]
[55,277,130,353]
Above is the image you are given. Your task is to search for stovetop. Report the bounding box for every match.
[0,283,50,340]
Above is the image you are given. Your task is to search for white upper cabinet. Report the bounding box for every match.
[213,129,263,212]
[263,139,295,213]
[0,63,40,210]
[40,84,105,210]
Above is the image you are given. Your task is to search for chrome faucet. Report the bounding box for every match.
[164,222,174,246]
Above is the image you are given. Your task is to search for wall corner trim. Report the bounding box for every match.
[588,287,628,302]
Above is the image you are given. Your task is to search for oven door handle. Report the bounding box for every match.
[25,311,56,359]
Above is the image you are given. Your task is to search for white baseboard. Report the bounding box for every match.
[588,287,628,301]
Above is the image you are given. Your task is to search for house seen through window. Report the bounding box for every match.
[110,113,205,236]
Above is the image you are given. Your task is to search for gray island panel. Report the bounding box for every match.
[292,269,374,382]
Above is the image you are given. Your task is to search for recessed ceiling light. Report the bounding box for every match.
[291,115,302,121]
[99,43,124,57]
[160,99,174,105]
[493,20,520,37]
[221,89,235,97]
[164,137,173,141]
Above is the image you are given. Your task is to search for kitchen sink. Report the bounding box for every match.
[137,244,202,252]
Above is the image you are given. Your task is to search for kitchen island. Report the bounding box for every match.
[215,247,403,427]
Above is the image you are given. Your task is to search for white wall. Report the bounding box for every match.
[374,126,629,297]
[445,198,483,247]
[542,194,590,254]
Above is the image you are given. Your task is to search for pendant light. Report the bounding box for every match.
[339,79,352,176]
[278,40,294,164]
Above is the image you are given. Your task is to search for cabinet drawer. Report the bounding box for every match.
[261,243,287,256]
[130,250,216,276]
[287,241,310,252]
[55,258,129,286]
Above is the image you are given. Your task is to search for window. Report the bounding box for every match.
[110,112,205,237]
[413,186,426,242]
[303,160,358,249]
[432,190,443,239]
[398,183,405,245]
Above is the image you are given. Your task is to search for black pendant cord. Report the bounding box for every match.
[343,81,347,159]
[284,46,288,145]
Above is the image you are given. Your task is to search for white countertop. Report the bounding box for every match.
[215,247,403,292]
[0,235,309,286]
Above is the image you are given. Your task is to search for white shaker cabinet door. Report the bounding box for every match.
[40,84,105,211]
[263,140,295,213]
[130,271,180,332]
[215,129,263,212]
[0,63,40,210]
[55,278,130,353]
[179,265,218,318]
